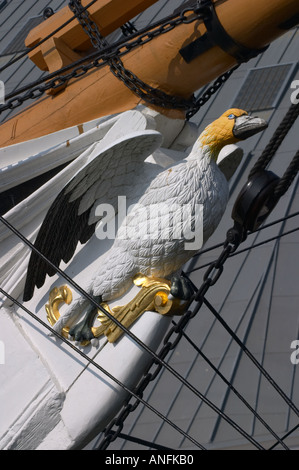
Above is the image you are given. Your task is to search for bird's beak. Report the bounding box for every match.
[233,114,268,140]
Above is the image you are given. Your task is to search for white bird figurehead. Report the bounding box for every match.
[23,108,268,343]
[197,108,267,160]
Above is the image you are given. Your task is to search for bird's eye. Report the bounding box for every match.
[228,114,236,120]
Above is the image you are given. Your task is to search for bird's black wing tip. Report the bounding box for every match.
[23,286,34,302]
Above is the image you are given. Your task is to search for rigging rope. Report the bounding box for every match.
[202,296,299,419]
[109,432,175,451]
[249,103,299,179]
[268,423,299,450]
[273,148,299,201]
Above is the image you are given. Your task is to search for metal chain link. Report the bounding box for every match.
[186,66,239,120]
[69,0,205,111]
[69,0,109,49]
[69,0,238,113]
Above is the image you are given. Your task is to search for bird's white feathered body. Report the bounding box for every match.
[90,142,228,301]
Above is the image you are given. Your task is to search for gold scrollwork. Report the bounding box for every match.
[93,274,188,343]
[46,274,189,345]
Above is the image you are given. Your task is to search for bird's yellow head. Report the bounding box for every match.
[199,108,268,160]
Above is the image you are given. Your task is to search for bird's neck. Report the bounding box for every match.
[198,125,232,161]
[188,138,222,164]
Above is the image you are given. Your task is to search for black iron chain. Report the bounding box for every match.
[69,0,238,113]
[97,228,242,450]
[69,0,109,49]
[186,65,239,120]
[69,0,203,111]
[0,2,237,117]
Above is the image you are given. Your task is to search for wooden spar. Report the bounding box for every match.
[25,0,160,70]
[0,0,298,147]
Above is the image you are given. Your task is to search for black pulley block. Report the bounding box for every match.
[231,170,281,233]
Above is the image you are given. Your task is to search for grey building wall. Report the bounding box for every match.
[0,1,298,450]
